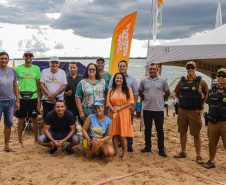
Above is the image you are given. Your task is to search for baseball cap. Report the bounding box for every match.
[93,102,104,108]
[24,50,33,55]
[217,68,226,74]
[49,56,60,63]
[186,61,196,67]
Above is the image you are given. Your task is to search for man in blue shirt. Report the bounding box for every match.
[109,60,138,152]
[38,100,80,154]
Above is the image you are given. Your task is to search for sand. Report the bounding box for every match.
[0,111,225,185]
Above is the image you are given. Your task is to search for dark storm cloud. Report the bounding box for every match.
[51,0,226,40]
[1,0,225,40]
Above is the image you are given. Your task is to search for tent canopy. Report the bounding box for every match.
[147,24,226,78]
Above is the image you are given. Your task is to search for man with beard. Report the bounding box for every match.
[64,62,83,125]
[174,61,208,164]
[96,58,112,85]
[15,50,41,148]
[38,100,80,154]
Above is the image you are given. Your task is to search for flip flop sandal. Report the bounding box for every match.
[3,149,16,152]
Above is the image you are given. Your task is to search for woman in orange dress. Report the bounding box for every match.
[107,72,134,160]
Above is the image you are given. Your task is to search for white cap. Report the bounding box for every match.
[49,56,60,62]
[24,50,33,55]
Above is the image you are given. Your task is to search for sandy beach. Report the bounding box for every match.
[0,110,225,185]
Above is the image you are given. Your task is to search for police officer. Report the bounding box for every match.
[202,68,226,169]
[174,61,208,164]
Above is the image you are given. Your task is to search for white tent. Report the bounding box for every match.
[147,24,226,78]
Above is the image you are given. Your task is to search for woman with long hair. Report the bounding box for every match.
[75,63,108,121]
[82,102,115,161]
[107,72,134,161]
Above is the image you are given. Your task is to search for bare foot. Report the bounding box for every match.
[18,143,23,148]
[121,154,127,161]
[115,153,119,159]
[85,158,90,162]
[34,141,38,147]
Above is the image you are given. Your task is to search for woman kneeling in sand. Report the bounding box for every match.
[82,102,115,161]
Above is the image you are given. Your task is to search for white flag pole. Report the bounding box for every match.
[215,0,223,28]
[147,0,154,47]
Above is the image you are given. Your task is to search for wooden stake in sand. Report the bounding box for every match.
[94,170,146,185]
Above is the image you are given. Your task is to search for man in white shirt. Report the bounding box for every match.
[40,57,67,122]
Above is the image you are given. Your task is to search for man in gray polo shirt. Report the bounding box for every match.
[0,52,20,152]
[139,63,170,157]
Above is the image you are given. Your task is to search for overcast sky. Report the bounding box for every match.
[0,0,225,58]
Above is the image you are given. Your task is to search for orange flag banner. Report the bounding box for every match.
[109,12,137,75]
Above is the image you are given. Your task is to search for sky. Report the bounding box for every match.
[0,0,225,58]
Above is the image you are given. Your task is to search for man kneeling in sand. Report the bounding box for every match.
[38,100,80,154]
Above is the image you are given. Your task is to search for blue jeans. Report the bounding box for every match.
[38,130,80,143]
[127,114,134,147]
[0,99,15,127]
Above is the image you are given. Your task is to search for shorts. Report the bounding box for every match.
[43,102,55,121]
[177,108,202,136]
[16,99,38,118]
[0,99,15,127]
[38,130,80,143]
[82,137,108,150]
[208,121,226,150]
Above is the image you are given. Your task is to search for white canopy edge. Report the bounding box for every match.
[147,24,226,78]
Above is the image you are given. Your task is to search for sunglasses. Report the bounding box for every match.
[186,66,195,70]
[88,68,96,71]
[217,74,226,78]
[25,54,33,58]
[51,61,59,64]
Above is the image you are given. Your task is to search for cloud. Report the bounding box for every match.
[17,35,50,53]
[0,0,225,41]
[0,39,3,49]
[54,43,64,49]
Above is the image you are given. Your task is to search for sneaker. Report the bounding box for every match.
[174,152,186,158]
[49,146,58,154]
[196,156,204,164]
[202,160,216,169]
[159,150,167,157]
[128,147,133,153]
[140,147,151,153]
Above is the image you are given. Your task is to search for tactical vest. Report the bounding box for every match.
[208,84,226,121]
[179,76,202,110]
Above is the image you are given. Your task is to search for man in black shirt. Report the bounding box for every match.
[64,62,83,125]
[37,100,80,154]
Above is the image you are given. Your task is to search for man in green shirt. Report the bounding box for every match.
[15,50,41,148]
[96,58,112,85]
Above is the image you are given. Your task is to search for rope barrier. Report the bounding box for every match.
[94,170,146,185]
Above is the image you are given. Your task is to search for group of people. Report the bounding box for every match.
[0,51,225,166]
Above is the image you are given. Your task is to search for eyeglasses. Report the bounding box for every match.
[25,54,33,58]
[88,68,96,71]
[186,66,195,70]
[217,74,226,78]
